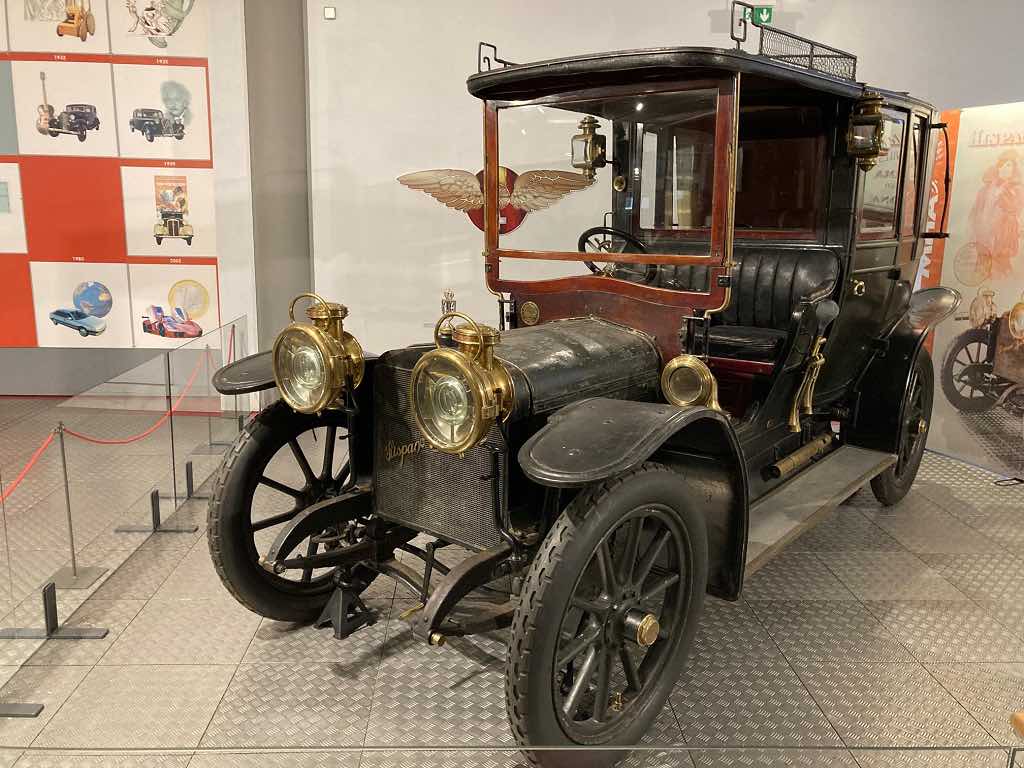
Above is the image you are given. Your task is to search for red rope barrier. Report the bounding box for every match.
[0,432,55,504]
[2,323,242,501]
[64,350,206,446]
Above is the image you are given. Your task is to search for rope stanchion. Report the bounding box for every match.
[63,350,205,447]
[0,432,55,505]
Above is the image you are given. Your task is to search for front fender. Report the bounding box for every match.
[518,398,735,488]
[212,350,276,395]
[518,397,749,600]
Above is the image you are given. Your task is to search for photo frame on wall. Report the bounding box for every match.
[114,62,211,161]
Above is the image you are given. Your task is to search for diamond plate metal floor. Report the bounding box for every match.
[0,396,1023,767]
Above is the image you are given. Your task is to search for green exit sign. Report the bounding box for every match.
[744,6,774,25]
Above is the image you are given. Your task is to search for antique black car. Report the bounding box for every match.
[209,7,958,765]
[129,107,185,142]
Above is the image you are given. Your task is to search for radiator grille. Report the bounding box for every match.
[373,355,505,551]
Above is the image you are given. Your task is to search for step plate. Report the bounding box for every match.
[745,445,896,576]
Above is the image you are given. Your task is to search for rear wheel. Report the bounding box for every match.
[208,400,379,622]
[871,349,933,506]
[941,328,997,413]
[507,463,707,768]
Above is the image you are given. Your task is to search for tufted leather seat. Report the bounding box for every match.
[653,249,840,362]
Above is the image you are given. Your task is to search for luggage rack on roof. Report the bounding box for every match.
[731,0,857,82]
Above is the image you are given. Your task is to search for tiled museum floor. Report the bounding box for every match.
[0,399,1023,766]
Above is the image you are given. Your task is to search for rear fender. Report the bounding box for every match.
[848,287,960,453]
[518,398,749,600]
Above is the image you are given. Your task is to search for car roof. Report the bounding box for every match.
[466,46,933,112]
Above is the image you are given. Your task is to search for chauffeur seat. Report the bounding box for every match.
[652,248,840,362]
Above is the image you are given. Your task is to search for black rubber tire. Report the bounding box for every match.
[208,401,362,622]
[155,236,163,244]
[78,327,88,337]
[871,349,934,506]
[940,328,997,413]
[506,462,708,768]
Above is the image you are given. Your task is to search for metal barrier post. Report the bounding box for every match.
[48,424,106,590]
[0,580,108,641]
[115,488,197,535]
[166,354,180,508]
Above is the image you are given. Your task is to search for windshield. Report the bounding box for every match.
[498,89,717,263]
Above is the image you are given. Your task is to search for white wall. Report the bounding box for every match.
[305,0,1019,354]
[209,0,257,349]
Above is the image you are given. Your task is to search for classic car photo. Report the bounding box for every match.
[154,211,193,245]
[129,108,185,142]
[942,287,1024,412]
[207,6,959,766]
[49,307,106,337]
[35,74,101,142]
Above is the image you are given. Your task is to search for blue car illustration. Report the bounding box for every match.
[49,308,106,337]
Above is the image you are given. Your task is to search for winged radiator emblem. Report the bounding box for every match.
[397,166,593,234]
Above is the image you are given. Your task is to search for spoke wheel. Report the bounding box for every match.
[208,400,375,622]
[871,349,934,506]
[506,463,707,768]
[940,328,998,413]
[554,507,685,739]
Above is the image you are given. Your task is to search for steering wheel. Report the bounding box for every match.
[577,226,657,284]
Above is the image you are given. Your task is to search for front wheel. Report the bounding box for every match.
[208,400,378,622]
[871,349,934,506]
[78,327,88,337]
[507,463,707,768]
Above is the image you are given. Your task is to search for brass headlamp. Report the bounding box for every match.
[410,312,513,455]
[660,354,722,412]
[272,292,364,414]
[847,91,887,171]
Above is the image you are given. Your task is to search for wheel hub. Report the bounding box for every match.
[624,609,660,647]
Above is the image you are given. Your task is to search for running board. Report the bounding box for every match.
[745,446,896,576]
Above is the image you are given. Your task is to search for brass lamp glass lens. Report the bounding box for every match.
[413,353,480,451]
[668,366,705,405]
[274,328,329,412]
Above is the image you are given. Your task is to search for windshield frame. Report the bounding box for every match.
[483,74,739,311]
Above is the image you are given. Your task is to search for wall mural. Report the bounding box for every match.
[924,101,1024,479]
[0,0,218,351]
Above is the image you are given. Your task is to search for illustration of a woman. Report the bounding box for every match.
[968,149,1022,280]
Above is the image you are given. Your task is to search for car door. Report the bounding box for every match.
[818,109,913,396]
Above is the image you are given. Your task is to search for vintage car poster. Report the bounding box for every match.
[926,100,1024,478]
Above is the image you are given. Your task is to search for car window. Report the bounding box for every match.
[734,106,826,231]
[860,114,906,236]
[900,116,925,237]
